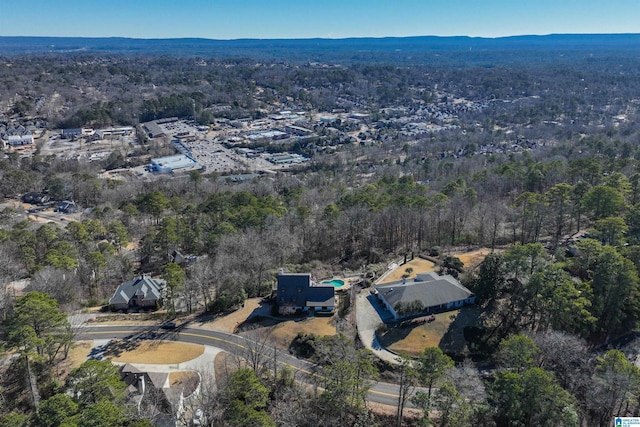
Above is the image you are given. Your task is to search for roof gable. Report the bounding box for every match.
[109,275,166,306]
[276,273,335,308]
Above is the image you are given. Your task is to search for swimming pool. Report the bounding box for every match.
[322,279,345,287]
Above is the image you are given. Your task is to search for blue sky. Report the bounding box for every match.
[3,0,639,39]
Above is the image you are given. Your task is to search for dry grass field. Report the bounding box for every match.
[197,298,263,333]
[107,341,204,364]
[380,258,436,284]
[453,248,495,270]
[378,307,480,357]
[270,316,337,347]
[379,310,460,356]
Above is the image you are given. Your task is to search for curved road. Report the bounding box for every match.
[77,325,412,407]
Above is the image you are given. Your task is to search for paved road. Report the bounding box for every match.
[78,325,412,407]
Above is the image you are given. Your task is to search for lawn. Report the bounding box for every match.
[197,297,263,333]
[269,316,337,348]
[378,307,480,357]
[379,257,436,284]
[107,341,205,364]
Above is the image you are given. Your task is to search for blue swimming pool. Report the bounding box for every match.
[322,279,345,287]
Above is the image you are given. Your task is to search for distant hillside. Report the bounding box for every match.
[0,34,638,64]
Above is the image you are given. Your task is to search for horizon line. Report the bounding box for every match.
[1,32,638,42]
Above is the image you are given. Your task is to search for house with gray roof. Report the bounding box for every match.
[109,275,165,311]
[120,364,186,427]
[375,271,475,320]
[276,273,335,315]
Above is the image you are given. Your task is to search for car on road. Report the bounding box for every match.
[160,321,177,330]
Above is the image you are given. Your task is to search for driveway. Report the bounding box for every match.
[355,289,399,364]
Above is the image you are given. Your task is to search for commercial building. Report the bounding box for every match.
[148,154,200,174]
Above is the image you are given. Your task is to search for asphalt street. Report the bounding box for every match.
[77,324,415,407]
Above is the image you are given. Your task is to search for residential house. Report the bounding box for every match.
[22,192,50,205]
[375,272,475,320]
[109,275,165,311]
[55,200,79,214]
[120,364,187,427]
[276,273,335,315]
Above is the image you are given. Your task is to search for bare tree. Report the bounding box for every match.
[237,326,278,378]
[396,354,417,427]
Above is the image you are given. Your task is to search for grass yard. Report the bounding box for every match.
[198,297,263,333]
[378,307,480,357]
[379,310,459,356]
[270,316,337,348]
[380,258,436,284]
[107,341,204,364]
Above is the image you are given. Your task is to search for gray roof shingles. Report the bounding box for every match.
[375,272,473,310]
[109,275,165,306]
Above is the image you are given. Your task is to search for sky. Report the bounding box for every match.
[2,0,639,40]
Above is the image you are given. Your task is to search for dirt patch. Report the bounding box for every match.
[270,316,337,348]
[453,248,495,271]
[169,371,200,397]
[369,402,421,425]
[56,341,93,379]
[380,258,436,284]
[107,341,204,364]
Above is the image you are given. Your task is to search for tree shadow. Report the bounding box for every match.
[438,306,482,360]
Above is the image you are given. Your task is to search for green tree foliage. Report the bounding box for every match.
[76,399,126,427]
[137,191,169,224]
[8,292,72,364]
[417,347,454,397]
[584,185,626,220]
[162,262,185,313]
[36,394,79,427]
[593,216,628,246]
[0,412,29,427]
[225,368,275,427]
[65,360,126,407]
[571,239,640,339]
[496,335,540,373]
[491,368,578,426]
[525,266,595,334]
[473,253,507,304]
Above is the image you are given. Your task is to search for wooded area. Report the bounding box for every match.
[2,37,640,426]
